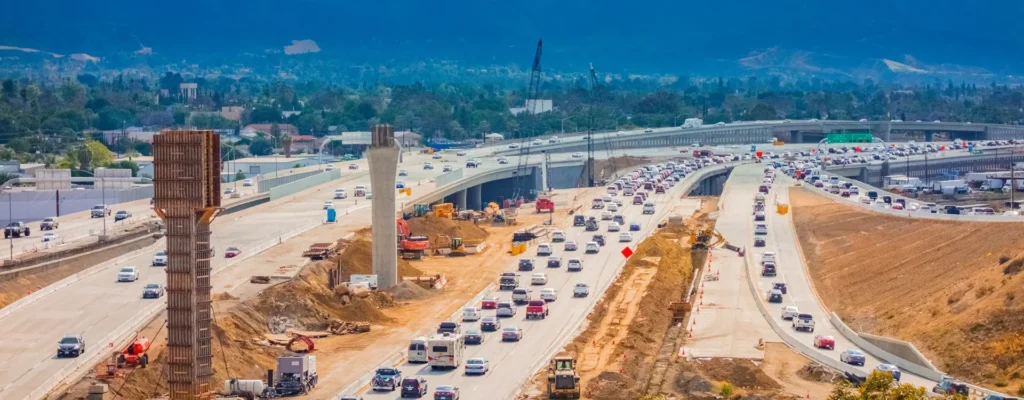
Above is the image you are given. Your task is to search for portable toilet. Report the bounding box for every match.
[326,208,337,223]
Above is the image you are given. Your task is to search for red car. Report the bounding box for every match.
[813,335,835,350]
[480,296,498,310]
[224,247,242,258]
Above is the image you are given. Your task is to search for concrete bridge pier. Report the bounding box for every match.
[467,185,482,210]
[791,130,803,143]
[925,131,934,142]
[455,189,468,211]
[367,125,399,289]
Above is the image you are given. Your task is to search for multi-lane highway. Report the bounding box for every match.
[352,166,703,400]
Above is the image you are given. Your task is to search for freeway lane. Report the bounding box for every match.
[732,164,936,389]
[354,168,703,400]
[0,155,449,400]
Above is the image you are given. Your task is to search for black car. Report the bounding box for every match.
[592,234,606,246]
[464,329,484,345]
[518,259,534,271]
[773,282,788,294]
[401,376,428,398]
[573,215,586,226]
[754,236,766,247]
[480,316,501,332]
[547,257,561,268]
[436,321,460,335]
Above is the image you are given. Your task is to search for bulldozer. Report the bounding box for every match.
[689,228,726,250]
[547,355,581,399]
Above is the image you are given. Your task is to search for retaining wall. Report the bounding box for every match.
[0,186,153,226]
[258,169,325,194]
[269,170,342,201]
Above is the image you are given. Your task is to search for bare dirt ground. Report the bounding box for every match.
[519,198,702,400]
[60,191,584,400]
[759,343,835,399]
[790,186,1024,390]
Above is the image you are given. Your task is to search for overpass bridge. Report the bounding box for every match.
[493,120,1024,156]
[825,148,1024,187]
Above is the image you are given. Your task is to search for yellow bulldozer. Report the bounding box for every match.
[432,203,454,219]
[689,228,725,250]
[547,355,581,399]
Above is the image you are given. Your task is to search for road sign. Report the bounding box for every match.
[621,246,634,259]
[750,145,756,153]
[826,133,873,144]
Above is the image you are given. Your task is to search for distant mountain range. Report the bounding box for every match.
[2,0,1023,84]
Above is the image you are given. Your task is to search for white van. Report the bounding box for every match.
[462,307,482,322]
[333,188,347,199]
[408,337,429,363]
[970,207,996,215]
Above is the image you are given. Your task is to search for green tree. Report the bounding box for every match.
[234,171,246,181]
[75,145,92,171]
[250,106,282,123]
[719,381,733,397]
[748,104,779,120]
[270,122,282,142]
[83,140,114,169]
[249,137,273,156]
[106,160,140,176]
[0,146,15,161]
[281,133,293,157]
[828,372,966,400]
[0,172,19,185]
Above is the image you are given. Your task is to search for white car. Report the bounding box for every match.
[152,251,167,266]
[607,203,619,212]
[607,222,621,232]
[41,232,60,243]
[619,232,633,242]
[573,283,590,297]
[540,288,558,302]
[567,258,582,271]
[754,224,768,235]
[642,202,655,214]
[462,307,482,322]
[781,305,799,320]
[242,179,254,186]
[398,169,408,176]
[585,242,600,254]
[551,230,566,242]
[323,200,334,210]
[117,266,140,282]
[333,188,347,199]
[908,202,920,211]
[465,357,489,376]
[859,197,872,204]
[537,243,553,256]
[761,251,777,264]
[531,273,548,285]
[600,211,613,220]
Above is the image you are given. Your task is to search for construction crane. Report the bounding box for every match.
[513,39,543,199]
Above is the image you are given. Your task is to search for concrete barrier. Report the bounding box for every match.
[269,170,342,201]
[828,314,942,381]
[434,168,465,188]
[258,169,324,194]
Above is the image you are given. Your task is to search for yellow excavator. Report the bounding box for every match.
[689,228,726,250]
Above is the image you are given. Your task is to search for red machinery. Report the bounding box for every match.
[116,336,151,368]
[535,195,555,213]
[286,334,316,353]
[397,218,430,259]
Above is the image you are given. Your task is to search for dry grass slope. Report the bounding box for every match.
[790,187,1024,389]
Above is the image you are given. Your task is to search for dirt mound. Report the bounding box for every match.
[675,372,713,393]
[406,214,488,242]
[790,187,1024,388]
[797,363,839,383]
[585,371,638,400]
[387,280,433,301]
[213,292,239,301]
[249,261,395,329]
[692,359,782,390]
[334,232,422,280]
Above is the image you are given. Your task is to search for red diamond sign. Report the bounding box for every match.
[621,246,634,259]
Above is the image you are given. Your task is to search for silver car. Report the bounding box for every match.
[464,357,489,375]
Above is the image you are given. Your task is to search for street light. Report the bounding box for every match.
[674,113,687,127]
[560,117,571,135]
[73,170,108,238]
[615,115,632,131]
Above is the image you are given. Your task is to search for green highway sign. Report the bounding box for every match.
[827,132,874,144]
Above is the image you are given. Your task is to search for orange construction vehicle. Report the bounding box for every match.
[116,336,151,368]
[535,195,555,213]
[397,218,430,259]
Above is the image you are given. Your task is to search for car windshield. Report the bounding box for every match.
[436,385,454,391]
[60,337,79,344]
[467,359,484,365]
[145,284,159,289]
[156,252,166,256]
[120,268,134,273]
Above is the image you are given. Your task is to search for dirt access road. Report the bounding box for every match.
[791,186,1024,390]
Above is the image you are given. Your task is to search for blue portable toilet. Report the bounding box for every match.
[326,207,337,223]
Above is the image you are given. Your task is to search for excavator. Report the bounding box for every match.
[397,218,430,260]
[689,228,726,250]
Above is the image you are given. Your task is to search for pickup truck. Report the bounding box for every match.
[40,217,59,230]
[591,198,604,209]
[573,283,590,297]
[91,204,111,218]
[371,367,402,391]
[499,273,519,290]
[525,299,549,319]
[512,288,531,304]
[4,222,30,238]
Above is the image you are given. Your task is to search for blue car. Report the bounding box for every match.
[875,363,901,381]
[629,222,641,231]
[396,181,406,189]
[840,349,865,366]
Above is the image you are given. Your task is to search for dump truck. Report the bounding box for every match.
[272,354,318,396]
[433,203,455,218]
[547,356,581,399]
[302,242,339,260]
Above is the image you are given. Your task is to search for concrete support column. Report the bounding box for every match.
[925,131,934,142]
[455,189,468,211]
[468,185,482,210]
[367,125,400,289]
[791,130,802,143]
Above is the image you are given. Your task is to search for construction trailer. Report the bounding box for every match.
[153,130,221,399]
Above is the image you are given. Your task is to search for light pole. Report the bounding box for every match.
[674,113,687,127]
[615,115,631,131]
[74,170,107,238]
[560,117,571,135]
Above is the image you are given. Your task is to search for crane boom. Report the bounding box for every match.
[513,39,543,199]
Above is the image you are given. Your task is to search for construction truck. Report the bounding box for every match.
[536,195,555,213]
[397,218,430,260]
[271,354,318,396]
[547,356,581,399]
[302,242,339,260]
[433,203,454,219]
